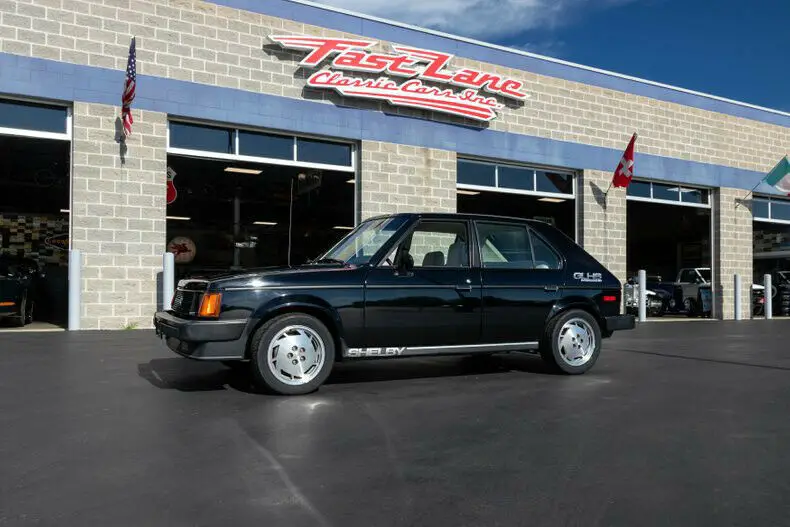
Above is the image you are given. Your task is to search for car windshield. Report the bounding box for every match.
[778,271,790,284]
[317,215,410,265]
[698,269,711,282]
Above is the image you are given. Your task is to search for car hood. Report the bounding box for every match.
[185,263,360,289]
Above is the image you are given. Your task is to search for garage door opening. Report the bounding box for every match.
[625,180,713,318]
[455,158,577,240]
[752,197,790,317]
[0,100,71,330]
[166,121,356,280]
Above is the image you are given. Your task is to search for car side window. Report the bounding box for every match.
[475,222,534,269]
[399,220,470,268]
[528,229,562,270]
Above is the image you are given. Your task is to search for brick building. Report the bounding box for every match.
[0,0,788,329]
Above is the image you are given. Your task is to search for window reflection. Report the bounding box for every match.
[296,138,352,166]
[681,188,708,205]
[536,171,572,194]
[626,180,651,198]
[772,200,790,221]
[169,122,233,154]
[752,199,769,219]
[652,183,680,201]
[498,166,534,191]
[0,99,68,134]
[239,131,293,160]
[458,161,495,187]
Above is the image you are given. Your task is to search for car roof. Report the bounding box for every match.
[363,212,544,225]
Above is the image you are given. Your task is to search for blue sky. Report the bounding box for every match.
[311,0,790,112]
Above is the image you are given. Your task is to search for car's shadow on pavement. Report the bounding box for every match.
[137,352,560,393]
[137,359,254,393]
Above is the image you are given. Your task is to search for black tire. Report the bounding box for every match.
[539,309,602,375]
[684,298,698,317]
[10,294,26,327]
[25,300,34,325]
[249,313,335,395]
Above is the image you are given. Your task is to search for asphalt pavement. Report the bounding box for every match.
[2,320,790,526]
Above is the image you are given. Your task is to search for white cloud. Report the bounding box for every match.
[308,0,638,41]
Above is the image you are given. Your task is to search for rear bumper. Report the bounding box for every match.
[605,314,636,333]
[153,311,247,360]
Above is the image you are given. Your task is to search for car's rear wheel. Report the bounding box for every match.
[540,309,602,374]
[250,313,335,395]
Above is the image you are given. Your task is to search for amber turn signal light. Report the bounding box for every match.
[198,293,222,317]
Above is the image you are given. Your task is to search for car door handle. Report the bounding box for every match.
[544,285,559,292]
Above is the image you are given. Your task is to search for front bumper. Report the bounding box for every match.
[605,314,636,333]
[153,311,248,360]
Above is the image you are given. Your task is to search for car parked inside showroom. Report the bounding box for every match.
[0,253,42,327]
[154,212,635,395]
[623,273,670,317]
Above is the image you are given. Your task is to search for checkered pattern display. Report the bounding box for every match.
[0,214,68,265]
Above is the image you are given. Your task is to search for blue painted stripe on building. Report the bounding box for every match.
[212,0,790,128]
[0,52,781,196]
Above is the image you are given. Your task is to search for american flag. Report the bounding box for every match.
[122,36,136,138]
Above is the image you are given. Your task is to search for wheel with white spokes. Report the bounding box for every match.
[540,309,602,374]
[250,313,335,395]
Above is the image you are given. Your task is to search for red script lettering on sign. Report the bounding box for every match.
[268,36,529,121]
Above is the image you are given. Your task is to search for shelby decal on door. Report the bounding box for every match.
[347,347,407,357]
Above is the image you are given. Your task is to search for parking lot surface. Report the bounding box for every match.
[2,320,790,526]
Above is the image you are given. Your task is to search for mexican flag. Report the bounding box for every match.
[764,155,790,195]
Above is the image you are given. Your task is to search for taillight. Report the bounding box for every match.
[603,295,618,302]
[198,293,222,318]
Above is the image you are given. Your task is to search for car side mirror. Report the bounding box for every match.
[393,247,414,274]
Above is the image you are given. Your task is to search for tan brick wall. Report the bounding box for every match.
[578,170,626,286]
[713,187,754,320]
[71,102,167,330]
[0,0,787,176]
[359,141,456,220]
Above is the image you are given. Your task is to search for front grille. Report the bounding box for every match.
[171,289,203,316]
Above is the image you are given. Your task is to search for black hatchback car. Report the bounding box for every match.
[154,213,634,395]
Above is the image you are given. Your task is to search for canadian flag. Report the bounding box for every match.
[612,133,637,188]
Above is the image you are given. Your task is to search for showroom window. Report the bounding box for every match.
[167,121,355,172]
[626,180,710,208]
[165,120,357,279]
[456,158,577,241]
[0,97,72,329]
[753,197,790,223]
[457,159,575,198]
[0,98,71,140]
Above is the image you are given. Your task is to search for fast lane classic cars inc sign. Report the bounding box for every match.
[269,35,530,122]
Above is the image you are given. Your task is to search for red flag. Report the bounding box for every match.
[612,133,637,188]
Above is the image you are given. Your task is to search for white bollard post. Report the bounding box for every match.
[765,274,773,320]
[68,249,81,331]
[638,269,647,322]
[734,274,742,320]
[163,252,175,311]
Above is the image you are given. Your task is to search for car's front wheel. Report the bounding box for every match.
[540,309,602,374]
[250,313,335,395]
[10,293,27,327]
